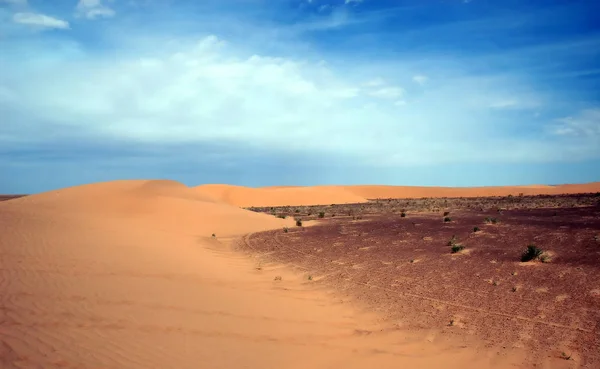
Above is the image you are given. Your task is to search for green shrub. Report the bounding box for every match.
[451,244,464,253]
[400,212,406,218]
[473,226,480,232]
[521,244,543,262]
[318,212,325,218]
[444,217,452,222]
[296,219,303,227]
[283,227,289,233]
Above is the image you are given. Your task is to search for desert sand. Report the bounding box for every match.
[2,180,596,368]
[195,182,600,207]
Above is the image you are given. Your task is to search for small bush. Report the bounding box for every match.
[211,233,216,238]
[451,244,464,253]
[473,226,480,232]
[296,219,303,227]
[484,217,498,224]
[277,214,287,219]
[443,217,452,222]
[283,227,289,233]
[521,244,543,262]
[400,212,406,218]
[318,212,325,218]
[307,275,313,281]
[274,276,282,281]
[443,211,450,216]
[447,235,457,246]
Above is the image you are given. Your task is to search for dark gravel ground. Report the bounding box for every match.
[240,196,600,368]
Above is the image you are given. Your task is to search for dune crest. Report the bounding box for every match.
[194,182,600,207]
[194,184,368,207]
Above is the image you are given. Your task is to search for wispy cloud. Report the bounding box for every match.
[368,86,404,99]
[551,109,600,139]
[412,74,428,85]
[76,0,115,19]
[13,12,69,29]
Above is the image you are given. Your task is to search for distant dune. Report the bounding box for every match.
[194,182,600,207]
[340,182,600,201]
[194,184,368,207]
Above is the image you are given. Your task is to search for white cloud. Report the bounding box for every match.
[412,74,428,85]
[364,78,385,87]
[368,86,404,99]
[13,12,69,29]
[551,109,600,139]
[345,0,363,4]
[76,0,115,19]
[2,33,598,165]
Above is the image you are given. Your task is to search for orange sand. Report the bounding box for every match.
[4,179,592,368]
[195,182,600,207]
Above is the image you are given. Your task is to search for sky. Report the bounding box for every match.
[1,0,599,193]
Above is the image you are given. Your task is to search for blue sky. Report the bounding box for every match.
[1,0,599,193]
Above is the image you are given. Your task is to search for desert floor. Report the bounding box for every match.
[1,180,599,368]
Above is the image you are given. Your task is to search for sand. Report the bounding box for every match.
[3,179,593,368]
[194,184,367,207]
[195,182,600,207]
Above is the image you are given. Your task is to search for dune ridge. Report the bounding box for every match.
[195,182,600,207]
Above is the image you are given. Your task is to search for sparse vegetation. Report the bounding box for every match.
[443,211,450,216]
[318,212,325,218]
[211,233,216,238]
[521,244,543,262]
[308,275,313,281]
[443,217,452,222]
[277,214,287,219]
[296,219,303,227]
[561,352,572,360]
[447,235,457,246]
[274,276,282,281]
[451,244,464,253]
[484,217,498,224]
[448,319,455,326]
[283,227,289,233]
[400,212,406,217]
[473,226,480,232]
[512,286,518,292]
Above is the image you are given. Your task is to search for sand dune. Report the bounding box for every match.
[341,182,600,200]
[194,184,368,207]
[193,182,600,207]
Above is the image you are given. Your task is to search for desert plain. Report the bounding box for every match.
[1,180,599,368]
